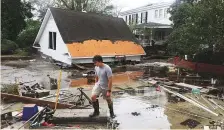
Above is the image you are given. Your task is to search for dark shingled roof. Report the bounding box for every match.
[50,8,137,43]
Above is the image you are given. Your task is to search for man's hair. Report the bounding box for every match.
[93,55,103,62]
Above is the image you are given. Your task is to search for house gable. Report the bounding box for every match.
[33,9,71,65]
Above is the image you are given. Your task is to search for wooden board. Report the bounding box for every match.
[175,83,202,89]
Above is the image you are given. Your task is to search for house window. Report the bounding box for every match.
[159,9,163,18]
[136,13,138,24]
[132,14,138,24]
[49,32,56,50]
[141,13,143,23]
[132,14,135,24]
[164,8,168,18]
[125,16,128,23]
[142,12,148,23]
[145,12,148,23]
[128,15,131,25]
[155,31,165,40]
[155,10,158,18]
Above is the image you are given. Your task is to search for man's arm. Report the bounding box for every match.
[95,67,98,83]
[106,66,113,91]
[108,76,112,91]
[95,76,99,83]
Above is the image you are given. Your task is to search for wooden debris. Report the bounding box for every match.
[208,99,224,111]
[180,119,200,128]
[201,95,216,109]
[165,107,211,119]
[161,86,219,116]
[175,83,202,89]
[1,93,84,109]
[186,95,209,109]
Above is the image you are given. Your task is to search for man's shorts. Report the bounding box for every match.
[92,84,109,99]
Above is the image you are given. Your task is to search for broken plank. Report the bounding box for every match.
[201,95,216,109]
[185,95,209,109]
[162,84,181,90]
[175,83,202,89]
[161,86,219,116]
[1,93,88,109]
[208,99,224,111]
[165,106,211,119]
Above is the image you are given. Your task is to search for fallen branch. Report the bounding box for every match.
[161,86,219,116]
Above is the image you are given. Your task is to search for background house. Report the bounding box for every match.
[33,8,145,65]
[119,2,173,51]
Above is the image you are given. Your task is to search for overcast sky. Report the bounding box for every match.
[112,0,175,11]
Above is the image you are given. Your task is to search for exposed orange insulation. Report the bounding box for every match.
[66,40,145,57]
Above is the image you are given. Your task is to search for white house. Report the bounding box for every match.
[119,2,173,47]
[33,8,145,65]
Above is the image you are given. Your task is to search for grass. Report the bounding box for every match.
[1,84,19,95]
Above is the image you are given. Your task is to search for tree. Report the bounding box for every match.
[1,0,33,41]
[167,0,224,55]
[16,20,41,53]
[55,0,114,14]
[169,3,194,29]
[29,0,56,20]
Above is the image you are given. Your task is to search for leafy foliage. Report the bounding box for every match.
[16,20,41,54]
[1,84,19,95]
[29,0,56,20]
[1,0,33,41]
[55,0,114,14]
[167,0,224,55]
[1,39,18,55]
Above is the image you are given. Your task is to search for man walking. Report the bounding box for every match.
[89,55,115,118]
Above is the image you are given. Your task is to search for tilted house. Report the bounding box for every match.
[33,8,145,65]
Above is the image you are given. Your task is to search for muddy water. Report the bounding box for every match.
[113,87,170,129]
[1,60,144,88]
[1,60,71,88]
[1,60,171,129]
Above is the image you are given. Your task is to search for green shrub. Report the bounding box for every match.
[16,20,40,54]
[17,26,39,49]
[14,49,29,56]
[1,39,18,55]
[1,84,19,95]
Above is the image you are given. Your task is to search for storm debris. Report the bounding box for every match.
[180,119,200,128]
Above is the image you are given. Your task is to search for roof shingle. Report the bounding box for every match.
[50,8,137,43]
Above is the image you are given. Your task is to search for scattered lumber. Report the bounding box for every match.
[165,107,211,119]
[185,95,209,109]
[208,99,224,111]
[161,86,219,116]
[175,83,202,89]
[1,93,83,109]
[201,95,216,109]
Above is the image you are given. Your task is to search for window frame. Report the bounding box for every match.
[155,10,158,18]
[48,31,56,50]
[164,8,168,18]
[159,9,163,18]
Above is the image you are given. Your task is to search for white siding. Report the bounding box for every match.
[147,7,171,24]
[120,2,172,25]
[38,14,72,65]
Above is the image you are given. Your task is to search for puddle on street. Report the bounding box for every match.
[113,87,171,129]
